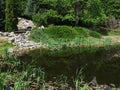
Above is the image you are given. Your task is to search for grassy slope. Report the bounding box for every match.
[29,26,115,50]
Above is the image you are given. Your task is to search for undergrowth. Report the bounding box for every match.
[0,49,88,89]
[0,39,13,57]
[29,25,102,43]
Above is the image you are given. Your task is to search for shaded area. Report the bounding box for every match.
[19,45,120,85]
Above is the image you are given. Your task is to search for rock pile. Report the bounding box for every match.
[0,18,47,56]
[0,31,42,55]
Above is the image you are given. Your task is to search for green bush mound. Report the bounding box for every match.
[29,27,48,42]
[74,27,89,37]
[89,30,102,38]
[30,25,102,43]
[43,25,78,39]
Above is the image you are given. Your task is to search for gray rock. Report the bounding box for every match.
[8,48,14,53]
[8,32,15,37]
[4,32,9,36]
[8,37,15,43]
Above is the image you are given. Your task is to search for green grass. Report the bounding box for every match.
[89,30,101,38]
[0,55,89,89]
[29,25,102,43]
[29,25,116,54]
[0,39,13,57]
[0,59,45,89]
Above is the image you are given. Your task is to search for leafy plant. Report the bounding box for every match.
[89,30,102,38]
[32,13,48,26]
[43,25,78,39]
[74,27,89,37]
[74,68,84,89]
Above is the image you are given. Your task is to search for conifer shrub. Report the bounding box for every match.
[32,13,48,26]
[43,25,78,39]
[74,27,89,37]
[89,30,102,38]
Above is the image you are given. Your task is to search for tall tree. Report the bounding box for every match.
[5,0,18,32]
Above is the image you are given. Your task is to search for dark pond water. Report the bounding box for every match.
[18,45,120,85]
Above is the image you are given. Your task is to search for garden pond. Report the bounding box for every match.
[18,45,120,86]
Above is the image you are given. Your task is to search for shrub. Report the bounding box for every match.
[89,30,102,38]
[29,27,48,42]
[74,27,89,37]
[32,13,47,26]
[43,25,78,39]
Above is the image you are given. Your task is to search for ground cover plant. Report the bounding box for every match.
[0,51,90,90]
[29,25,115,51]
[0,38,13,57]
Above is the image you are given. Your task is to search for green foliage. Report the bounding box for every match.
[89,30,102,38]
[74,27,89,37]
[108,29,120,36]
[102,0,120,19]
[29,27,48,42]
[74,68,84,89]
[0,39,13,57]
[0,53,46,89]
[32,13,48,26]
[43,25,78,39]
[82,0,106,26]
[1,0,119,31]
[5,0,18,32]
[18,0,119,27]
[24,0,33,17]
[17,0,27,16]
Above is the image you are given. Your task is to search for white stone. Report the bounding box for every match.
[8,48,13,53]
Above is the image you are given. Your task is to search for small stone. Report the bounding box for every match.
[8,37,15,43]
[109,83,115,88]
[8,48,13,53]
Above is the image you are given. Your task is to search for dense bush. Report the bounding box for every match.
[74,27,89,37]
[32,13,48,26]
[102,0,120,20]
[29,27,48,42]
[89,30,102,38]
[43,25,78,39]
[30,25,103,42]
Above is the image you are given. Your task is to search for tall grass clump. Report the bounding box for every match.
[29,27,48,42]
[0,57,46,89]
[89,30,102,38]
[74,27,89,37]
[0,39,13,57]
